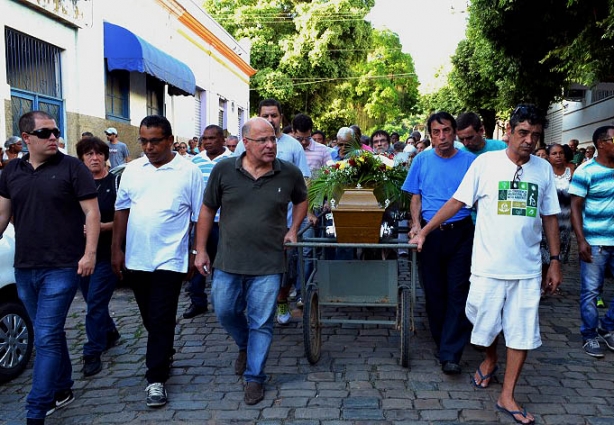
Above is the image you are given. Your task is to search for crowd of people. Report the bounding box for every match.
[1,101,613,425]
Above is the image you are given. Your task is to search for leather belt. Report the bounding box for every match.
[422,216,473,231]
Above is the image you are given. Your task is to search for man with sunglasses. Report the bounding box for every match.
[111,115,203,408]
[570,125,614,358]
[411,104,561,425]
[456,112,507,156]
[0,111,101,424]
[194,117,307,405]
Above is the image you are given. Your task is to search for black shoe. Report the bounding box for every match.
[83,355,102,377]
[46,389,74,416]
[105,329,121,350]
[183,303,208,319]
[27,419,45,425]
[441,361,462,375]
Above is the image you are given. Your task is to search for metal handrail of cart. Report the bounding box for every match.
[286,230,417,369]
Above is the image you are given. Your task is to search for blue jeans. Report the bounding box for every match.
[80,260,118,356]
[212,270,281,384]
[16,267,79,420]
[580,245,614,340]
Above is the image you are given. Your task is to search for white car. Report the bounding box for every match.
[0,224,33,383]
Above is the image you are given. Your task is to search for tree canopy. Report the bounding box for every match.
[203,0,420,137]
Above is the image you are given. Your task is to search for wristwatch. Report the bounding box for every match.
[190,249,198,255]
[550,254,561,261]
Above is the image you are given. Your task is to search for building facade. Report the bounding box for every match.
[1,0,255,154]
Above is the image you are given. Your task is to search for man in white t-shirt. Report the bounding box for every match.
[411,104,561,425]
[111,115,203,409]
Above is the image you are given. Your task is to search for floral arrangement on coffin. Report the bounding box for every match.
[308,145,411,211]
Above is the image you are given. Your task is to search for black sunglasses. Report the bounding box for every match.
[26,128,61,139]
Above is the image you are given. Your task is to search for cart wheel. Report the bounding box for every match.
[303,286,321,364]
[400,288,411,368]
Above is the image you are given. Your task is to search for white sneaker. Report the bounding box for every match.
[276,302,291,325]
[145,382,167,407]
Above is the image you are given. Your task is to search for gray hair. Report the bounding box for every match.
[5,136,22,148]
[337,127,355,141]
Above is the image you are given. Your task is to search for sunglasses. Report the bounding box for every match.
[26,128,60,139]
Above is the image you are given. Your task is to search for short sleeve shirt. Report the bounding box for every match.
[0,152,97,268]
[568,160,614,246]
[115,153,204,272]
[204,155,307,275]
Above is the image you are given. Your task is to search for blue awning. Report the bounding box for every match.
[104,22,195,96]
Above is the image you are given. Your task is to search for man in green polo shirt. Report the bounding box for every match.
[194,117,307,406]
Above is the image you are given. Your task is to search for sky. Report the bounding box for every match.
[366,0,468,93]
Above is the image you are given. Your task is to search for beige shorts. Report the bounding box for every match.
[465,275,542,350]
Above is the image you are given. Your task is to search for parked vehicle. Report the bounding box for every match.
[0,224,33,383]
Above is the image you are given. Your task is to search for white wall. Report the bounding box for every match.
[1,0,251,143]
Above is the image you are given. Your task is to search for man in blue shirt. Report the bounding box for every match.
[456,112,507,156]
[402,112,476,375]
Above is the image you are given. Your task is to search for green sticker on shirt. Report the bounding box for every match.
[498,181,539,217]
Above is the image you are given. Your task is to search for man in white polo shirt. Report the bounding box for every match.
[111,115,203,408]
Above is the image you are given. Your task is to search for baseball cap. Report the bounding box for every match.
[105,127,118,135]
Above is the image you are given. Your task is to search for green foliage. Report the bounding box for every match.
[203,0,419,138]
[450,0,614,116]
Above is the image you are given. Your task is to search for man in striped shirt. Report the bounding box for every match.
[183,125,233,319]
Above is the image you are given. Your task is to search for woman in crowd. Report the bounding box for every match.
[177,142,193,159]
[2,136,24,166]
[540,143,573,291]
[76,137,121,377]
[534,146,547,159]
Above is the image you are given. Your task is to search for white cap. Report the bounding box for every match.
[105,127,118,135]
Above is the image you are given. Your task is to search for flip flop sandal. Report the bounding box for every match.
[495,403,535,424]
[472,364,498,388]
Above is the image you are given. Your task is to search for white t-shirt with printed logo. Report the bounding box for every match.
[453,149,560,279]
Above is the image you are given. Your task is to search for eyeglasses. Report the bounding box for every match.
[295,136,312,143]
[244,136,277,145]
[26,128,60,139]
[138,137,167,145]
[600,137,614,144]
[513,165,523,183]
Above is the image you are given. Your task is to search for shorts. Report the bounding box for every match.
[465,275,542,350]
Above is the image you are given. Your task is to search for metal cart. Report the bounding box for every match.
[286,234,417,368]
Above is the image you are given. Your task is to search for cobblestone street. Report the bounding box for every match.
[1,245,614,424]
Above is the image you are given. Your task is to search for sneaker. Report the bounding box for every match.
[145,382,167,407]
[46,389,75,416]
[276,302,291,325]
[597,297,606,308]
[183,303,208,319]
[296,297,304,308]
[83,355,102,377]
[583,337,605,358]
[598,329,614,351]
[244,382,264,405]
[288,287,297,301]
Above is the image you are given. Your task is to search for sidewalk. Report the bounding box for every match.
[1,246,613,424]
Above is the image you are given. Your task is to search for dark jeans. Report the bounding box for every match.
[80,259,118,356]
[419,217,474,364]
[16,268,79,420]
[128,269,184,383]
[188,223,219,307]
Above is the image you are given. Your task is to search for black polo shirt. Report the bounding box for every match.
[204,155,307,275]
[0,152,97,268]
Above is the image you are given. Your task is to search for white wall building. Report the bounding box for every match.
[545,83,614,147]
[1,0,255,154]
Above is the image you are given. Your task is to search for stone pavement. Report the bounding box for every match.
[1,247,614,425]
